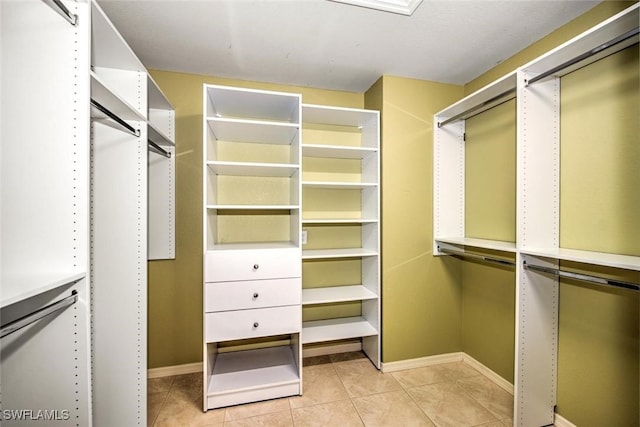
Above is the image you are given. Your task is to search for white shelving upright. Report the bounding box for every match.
[90,1,175,425]
[203,85,302,410]
[301,104,381,368]
[1,0,92,425]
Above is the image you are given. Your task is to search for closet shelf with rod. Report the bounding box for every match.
[523,262,640,292]
[1,290,78,339]
[45,0,78,26]
[90,98,141,137]
[437,245,516,267]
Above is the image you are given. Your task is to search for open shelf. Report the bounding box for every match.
[207,346,299,395]
[520,247,640,271]
[207,161,299,177]
[206,86,300,123]
[302,285,378,305]
[1,271,86,308]
[302,181,377,189]
[302,104,378,128]
[435,237,517,253]
[90,72,146,121]
[207,118,299,145]
[302,144,377,159]
[206,204,299,210]
[302,218,378,224]
[302,317,378,344]
[148,122,174,146]
[206,241,299,252]
[302,248,378,260]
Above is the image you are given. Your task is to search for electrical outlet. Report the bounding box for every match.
[301,230,307,245]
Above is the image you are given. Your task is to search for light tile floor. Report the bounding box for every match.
[148,352,515,427]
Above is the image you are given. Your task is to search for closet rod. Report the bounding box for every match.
[148,139,171,158]
[90,99,141,137]
[1,291,78,339]
[524,262,640,292]
[44,0,78,26]
[438,246,515,267]
[526,27,639,86]
[437,88,515,128]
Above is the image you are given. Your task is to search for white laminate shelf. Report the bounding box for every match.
[520,247,640,271]
[148,122,175,146]
[436,237,517,253]
[302,285,378,305]
[302,144,377,159]
[207,346,299,395]
[90,72,146,121]
[1,271,86,308]
[206,86,300,123]
[207,161,299,177]
[207,242,299,251]
[302,104,378,128]
[302,317,378,344]
[302,248,378,259]
[207,118,299,145]
[302,218,378,225]
[206,204,299,210]
[302,181,377,189]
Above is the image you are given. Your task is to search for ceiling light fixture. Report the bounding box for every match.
[329,0,424,16]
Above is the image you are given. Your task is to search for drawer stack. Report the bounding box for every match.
[202,85,302,410]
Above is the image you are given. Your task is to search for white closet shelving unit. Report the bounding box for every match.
[434,4,639,427]
[301,104,381,368]
[90,1,175,425]
[1,0,92,425]
[202,85,302,410]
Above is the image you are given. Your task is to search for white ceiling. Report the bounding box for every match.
[98,0,601,92]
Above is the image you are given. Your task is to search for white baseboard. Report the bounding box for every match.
[381,352,465,372]
[462,353,514,395]
[553,413,577,427]
[147,362,203,379]
[302,342,362,358]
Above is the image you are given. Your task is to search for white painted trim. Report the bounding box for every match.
[381,352,465,373]
[302,342,362,358]
[553,413,577,427]
[147,362,203,379]
[462,353,514,395]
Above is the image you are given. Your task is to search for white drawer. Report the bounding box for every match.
[205,248,301,282]
[205,305,301,342]
[205,278,301,312]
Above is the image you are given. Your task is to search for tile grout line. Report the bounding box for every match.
[151,375,176,427]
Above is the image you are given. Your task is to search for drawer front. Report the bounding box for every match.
[205,305,301,342]
[205,278,301,312]
[205,248,301,282]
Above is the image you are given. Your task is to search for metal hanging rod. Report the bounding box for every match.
[437,88,516,128]
[148,139,171,158]
[524,262,640,292]
[526,27,640,86]
[438,246,515,267]
[1,291,78,339]
[44,0,79,26]
[90,99,141,137]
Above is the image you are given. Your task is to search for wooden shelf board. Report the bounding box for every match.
[206,204,299,210]
[148,122,175,146]
[302,181,377,189]
[302,317,378,344]
[207,242,299,251]
[302,218,378,224]
[206,85,300,123]
[302,285,378,305]
[207,118,298,145]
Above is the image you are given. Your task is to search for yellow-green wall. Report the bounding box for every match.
[147,70,362,368]
[462,2,639,425]
[365,76,465,361]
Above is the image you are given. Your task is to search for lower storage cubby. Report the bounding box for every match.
[205,341,301,409]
